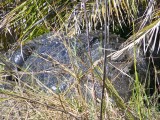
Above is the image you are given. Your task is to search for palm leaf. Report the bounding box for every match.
[109,0,160,60]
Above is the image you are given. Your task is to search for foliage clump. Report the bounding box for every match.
[0,0,160,119]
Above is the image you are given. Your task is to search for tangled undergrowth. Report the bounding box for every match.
[0,0,160,120]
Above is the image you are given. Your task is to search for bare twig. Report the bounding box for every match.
[100,0,110,119]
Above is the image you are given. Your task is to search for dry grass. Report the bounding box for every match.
[0,0,160,120]
[0,78,128,120]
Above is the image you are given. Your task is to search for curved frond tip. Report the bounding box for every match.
[109,18,160,60]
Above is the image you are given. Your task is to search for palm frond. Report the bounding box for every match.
[109,17,160,60]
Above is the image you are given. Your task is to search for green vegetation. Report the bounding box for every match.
[0,0,160,119]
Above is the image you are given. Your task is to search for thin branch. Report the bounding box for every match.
[100,0,110,119]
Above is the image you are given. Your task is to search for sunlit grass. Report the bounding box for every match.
[0,0,160,119]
